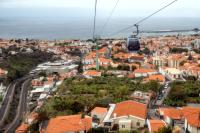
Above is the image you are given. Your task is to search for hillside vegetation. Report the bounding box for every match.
[38,77,160,119]
[164,81,200,106]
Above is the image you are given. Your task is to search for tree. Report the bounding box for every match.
[114,86,129,100]
[185,76,197,81]
[156,126,172,133]
[131,66,137,71]
[78,61,83,73]
[88,127,109,133]
[180,61,186,66]
[170,48,188,53]
[95,97,113,107]
[0,95,3,103]
[142,47,151,55]
[70,101,85,113]
[52,97,68,111]
[148,80,160,92]
[38,71,47,77]
[117,65,130,71]
[29,122,40,133]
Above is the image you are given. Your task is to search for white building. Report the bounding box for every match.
[103,100,147,131]
[159,67,182,81]
[152,56,166,67]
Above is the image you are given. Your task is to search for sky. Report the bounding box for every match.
[0,0,200,18]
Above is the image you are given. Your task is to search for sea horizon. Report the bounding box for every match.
[0,17,200,40]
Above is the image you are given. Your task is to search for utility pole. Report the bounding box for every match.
[95,40,99,71]
[92,0,99,71]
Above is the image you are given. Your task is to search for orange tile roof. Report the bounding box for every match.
[15,123,29,133]
[99,58,112,63]
[114,52,130,59]
[98,47,108,53]
[159,108,183,120]
[28,112,39,122]
[182,107,200,128]
[145,74,165,82]
[170,54,184,60]
[45,115,92,133]
[149,120,166,133]
[134,68,156,73]
[112,100,147,119]
[127,73,135,78]
[91,107,107,114]
[86,52,97,58]
[83,70,101,77]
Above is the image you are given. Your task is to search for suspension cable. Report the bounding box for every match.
[109,0,178,37]
[99,0,120,35]
[93,0,98,41]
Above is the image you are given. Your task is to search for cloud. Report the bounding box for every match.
[0,0,200,17]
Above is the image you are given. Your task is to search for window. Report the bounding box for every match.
[136,122,140,126]
[122,125,125,128]
[93,115,97,118]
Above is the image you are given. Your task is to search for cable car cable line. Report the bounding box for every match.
[99,0,120,35]
[109,0,179,37]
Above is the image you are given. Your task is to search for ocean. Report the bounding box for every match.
[0,17,200,40]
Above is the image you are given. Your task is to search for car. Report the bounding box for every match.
[158,97,162,100]
[157,96,162,100]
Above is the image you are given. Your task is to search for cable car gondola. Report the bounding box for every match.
[127,24,140,52]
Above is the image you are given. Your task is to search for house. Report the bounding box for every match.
[83,70,101,78]
[83,54,96,65]
[152,56,166,67]
[182,107,200,133]
[0,68,7,76]
[130,91,152,104]
[31,78,44,88]
[30,87,50,95]
[128,55,144,64]
[98,47,108,56]
[113,52,130,60]
[90,107,108,124]
[181,64,200,80]
[44,115,92,133]
[83,64,96,71]
[144,74,165,84]
[158,108,183,126]
[159,67,182,81]
[98,57,113,67]
[103,100,147,131]
[59,70,78,80]
[147,119,166,133]
[27,112,39,125]
[168,54,186,68]
[134,68,157,78]
[15,123,29,133]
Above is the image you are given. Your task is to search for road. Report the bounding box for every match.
[0,76,32,132]
[0,82,17,128]
[148,81,172,119]
[155,81,171,106]
[4,78,31,133]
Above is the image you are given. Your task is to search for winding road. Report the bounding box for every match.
[4,79,31,133]
[0,76,32,133]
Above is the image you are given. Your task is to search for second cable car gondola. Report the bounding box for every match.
[127,24,140,52]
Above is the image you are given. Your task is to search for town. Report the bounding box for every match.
[0,34,199,133]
